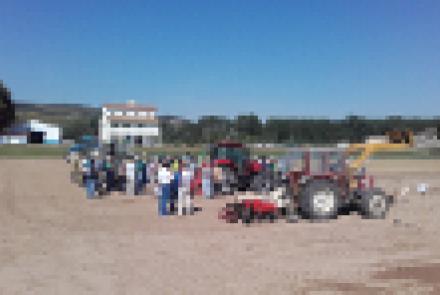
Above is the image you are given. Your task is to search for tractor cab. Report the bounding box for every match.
[210,141,262,194]
[210,141,250,172]
[283,148,352,203]
[284,148,348,179]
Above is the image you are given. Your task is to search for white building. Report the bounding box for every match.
[27,120,62,144]
[0,120,62,144]
[99,101,161,147]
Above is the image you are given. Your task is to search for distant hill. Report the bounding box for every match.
[13,103,440,144]
[16,103,100,119]
[15,103,100,140]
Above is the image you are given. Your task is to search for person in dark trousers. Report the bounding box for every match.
[170,164,180,214]
[104,155,115,193]
[134,157,144,195]
[142,161,147,186]
[118,159,127,193]
[158,161,172,216]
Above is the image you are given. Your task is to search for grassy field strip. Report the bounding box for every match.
[0,144,69,158]
[1,144,440,159]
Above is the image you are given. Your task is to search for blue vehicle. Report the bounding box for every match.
[70,135,99,152]
[67,135,99,162]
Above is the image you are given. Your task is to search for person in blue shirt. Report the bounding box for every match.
[86,158,97,199]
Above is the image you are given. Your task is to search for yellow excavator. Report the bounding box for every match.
[347,130,414,171]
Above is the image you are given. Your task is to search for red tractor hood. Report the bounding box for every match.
[214,159,234,167]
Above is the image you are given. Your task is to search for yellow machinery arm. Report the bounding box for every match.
[347,130,414,170]
[347,143,411,170]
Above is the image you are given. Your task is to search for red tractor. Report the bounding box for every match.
[284,147,393,220]
[210,141,262,195]
[220,147,393,223]
[189,141,261,197]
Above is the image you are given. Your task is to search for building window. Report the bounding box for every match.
[148,112,155,119]
[122,123,130,128]
[138,123,143,128]
[111,123,119,128]
[147,122,159,128]
[127,111,135,116]
[139,111,147,117]
[114,111,123,116]
[135,136,143,145]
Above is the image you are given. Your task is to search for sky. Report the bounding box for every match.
[1,0,439,119]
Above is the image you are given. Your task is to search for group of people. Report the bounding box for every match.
[69,148,151,198]
[68,145,218,216]
[67,143,295,217]
[157,156,195,216]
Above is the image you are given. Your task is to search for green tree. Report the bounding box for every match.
[236,114,262,142]
[198,116,231,143]
[0,81,15,132]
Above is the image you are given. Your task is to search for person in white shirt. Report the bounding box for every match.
[125,158,135,195]
[202,156,213,199]
[179,161,194,215]
[158,161,173,215]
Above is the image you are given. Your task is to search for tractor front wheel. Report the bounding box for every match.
[361,189,389,219]
[299,180,339,220]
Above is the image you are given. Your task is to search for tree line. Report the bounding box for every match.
[161,114,440,145]
[2,81,439,144]
[0,81,15,133]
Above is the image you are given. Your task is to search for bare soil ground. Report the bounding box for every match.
[1,159,440,294]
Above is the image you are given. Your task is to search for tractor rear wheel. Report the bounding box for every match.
[299,180,339,220]
[361,189,389,219]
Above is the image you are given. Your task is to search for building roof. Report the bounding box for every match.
[0,122,29,136]
[103,103,157,112]
[108,116,159,123]
[27,119,60,130]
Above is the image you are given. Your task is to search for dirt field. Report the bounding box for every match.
[1,159,440,294]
